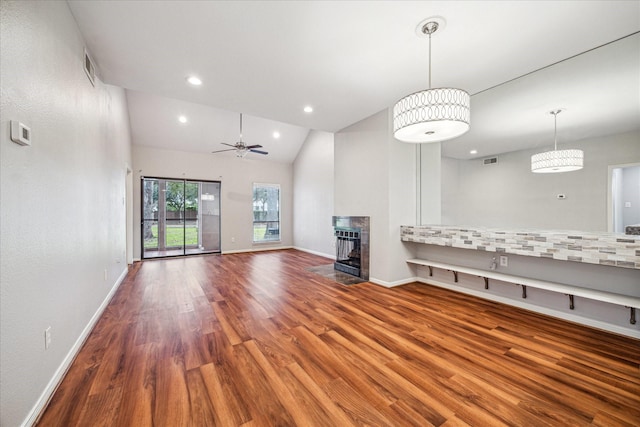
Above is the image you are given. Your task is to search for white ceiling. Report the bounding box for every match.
[126,91,310,163]
[67,1,640,162]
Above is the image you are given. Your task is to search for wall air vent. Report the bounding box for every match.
[84,48,96,86]
[483,157,498,165]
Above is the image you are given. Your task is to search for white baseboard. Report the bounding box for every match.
[222,245,293,255]
[22,267,129,427]
[292,246,335,260]
[368,276,417,288]
[418,277,640,339]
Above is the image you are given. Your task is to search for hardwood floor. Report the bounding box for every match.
[37,249,640,426]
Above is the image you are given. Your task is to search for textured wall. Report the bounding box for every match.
[334,109,415,285]
[0,1,132,425]
[292,130,335,258]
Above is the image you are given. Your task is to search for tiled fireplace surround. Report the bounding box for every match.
[401,225,640,270]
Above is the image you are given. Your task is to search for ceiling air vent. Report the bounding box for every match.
[84,48,96,86]
[483,157,498,165]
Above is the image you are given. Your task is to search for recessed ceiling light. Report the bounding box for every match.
[303,106,313,113]
[178,115,188,123]
[273,131,280,139]
[470,149,478,154]
[186,76,202,86]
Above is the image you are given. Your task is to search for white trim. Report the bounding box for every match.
[222,246,293,255]
[417,277,640,339]
[292,246,335,260]
[368,276,417,288]
[22,267,129,427]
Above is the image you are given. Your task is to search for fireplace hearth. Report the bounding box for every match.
[332,216,369,280]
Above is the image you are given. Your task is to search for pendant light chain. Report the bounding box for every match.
[428,30,432,89]
[553,110,558,151]
[550,109,561,151]
[423,21,438,90]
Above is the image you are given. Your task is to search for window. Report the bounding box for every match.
[253,183,280,242]
[141,177,221,258]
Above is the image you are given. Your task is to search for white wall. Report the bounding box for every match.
[132,145,293,258]
[418,143,442,225]
[334,109,415,285]
[292,130,335,258]
[442,131,640,231]
[0,2,132,426]
[387,117,420,285]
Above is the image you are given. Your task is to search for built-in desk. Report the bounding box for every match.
[401,225,640,333]
[401,225,640,270]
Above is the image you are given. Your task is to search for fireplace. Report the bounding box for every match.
[332,216,370,280]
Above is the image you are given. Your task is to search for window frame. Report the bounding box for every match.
[252,182,281,243]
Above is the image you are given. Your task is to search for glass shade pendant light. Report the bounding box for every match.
[531,110,584,173]
[393,20,470,143]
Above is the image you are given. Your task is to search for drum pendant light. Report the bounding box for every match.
[531,110,584,173]
[393,20,470,143]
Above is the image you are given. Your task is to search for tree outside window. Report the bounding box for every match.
[253,183,280,242]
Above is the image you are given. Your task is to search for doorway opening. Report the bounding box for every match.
[141,177,221,258]
[609,163,640,234]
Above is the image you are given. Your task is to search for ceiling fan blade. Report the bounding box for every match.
[250,149,268,155]
[211,148,237,154]
[246,144,262,149]
[221,143,237,147]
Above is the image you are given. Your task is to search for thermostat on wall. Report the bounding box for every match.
[10,120,31,146]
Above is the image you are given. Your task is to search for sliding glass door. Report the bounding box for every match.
[142,177,220,259]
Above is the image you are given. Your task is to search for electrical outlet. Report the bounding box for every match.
[500,256,508,267]
[45,327,51,350]
[231,237,235,243]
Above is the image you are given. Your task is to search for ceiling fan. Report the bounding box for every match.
[211,113,269,158]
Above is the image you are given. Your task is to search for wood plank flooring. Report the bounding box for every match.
[37,249,640,426]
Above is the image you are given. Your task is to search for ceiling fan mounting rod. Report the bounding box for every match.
[212,112,268,156]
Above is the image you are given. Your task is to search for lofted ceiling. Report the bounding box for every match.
[126,90,310,163]
[67,1,640,162]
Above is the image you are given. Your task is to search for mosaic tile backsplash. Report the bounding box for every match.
[401,225,640,270]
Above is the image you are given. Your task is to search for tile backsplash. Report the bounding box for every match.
[401,225,640,270]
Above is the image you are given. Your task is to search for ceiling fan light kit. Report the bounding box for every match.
[531,110,584,173]
[393,18,470,143]
[211,113,269,158]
